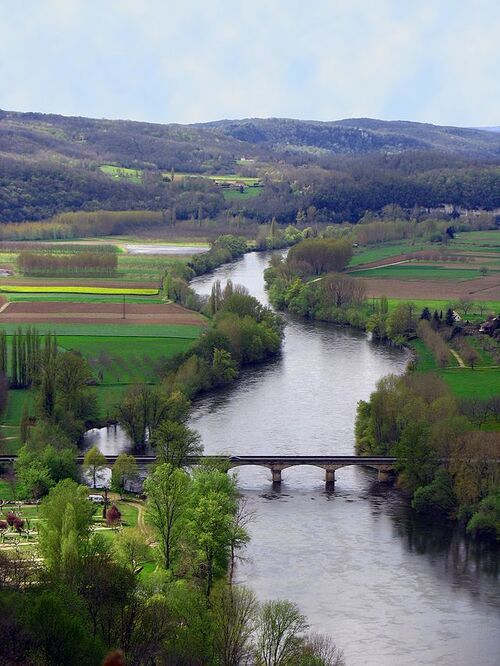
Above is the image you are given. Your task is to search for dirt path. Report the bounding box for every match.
[450,349,466,368]
[127,501,152,542]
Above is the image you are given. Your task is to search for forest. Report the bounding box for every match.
[0,110,499,227]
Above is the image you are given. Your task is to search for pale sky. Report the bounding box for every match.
[0,0,499,127]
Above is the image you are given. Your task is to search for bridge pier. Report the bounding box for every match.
[271,467,282,484]
[325,467,336,487]
[377,467,393,483]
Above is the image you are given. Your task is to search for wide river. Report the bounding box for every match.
[86,250,500,665]
[190,251,500,666]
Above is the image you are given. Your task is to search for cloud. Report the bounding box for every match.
[0,0,498,125]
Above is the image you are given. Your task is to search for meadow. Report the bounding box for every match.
[350,265,493,280]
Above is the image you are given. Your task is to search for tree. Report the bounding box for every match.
[83,446,107,488]
[19,400,30,444]
[15,448,53,500]
[116,384,152,447]
[212,348,238,387]
[256,599,309,666]
[114,528,149,574]
[106,504,122,529]
[212,584,258,666]
[152,419,202,468]
[38,479,95,579]
[185,470,237,598]
[300,633,346,666]
[111,454,138,499]
[455,298,474,319]
[144,463,190,571]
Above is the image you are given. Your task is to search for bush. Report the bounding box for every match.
[412,470,457,515]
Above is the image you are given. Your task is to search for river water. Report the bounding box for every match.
[87,251,500,665]
[189,251,500,666]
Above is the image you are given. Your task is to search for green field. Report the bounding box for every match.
[0,322,202,443]
[410,338,500,401]
[100,164,143,184]
[386,299,500,322]
[223,187,262,200]
[350,265,494,280]
[58,334,194,384]
[350,242,428,267]
[0,323,203,337]
[441,368,500,400]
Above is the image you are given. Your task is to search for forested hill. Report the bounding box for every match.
[196,117,500,158]
[2,109,500,167]
[1,109,499,225]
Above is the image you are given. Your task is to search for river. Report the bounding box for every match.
[86,250,500,665]
[189,251,500,666]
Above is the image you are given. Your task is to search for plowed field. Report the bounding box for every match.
[0,301,206,326]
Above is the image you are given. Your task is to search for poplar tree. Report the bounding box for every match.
[11,332,18,388]
[20,400,30,444]
[0,330,6,376]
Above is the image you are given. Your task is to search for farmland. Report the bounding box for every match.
[0,241,208,451]
[348,230,500,304]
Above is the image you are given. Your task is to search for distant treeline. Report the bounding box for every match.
[0,210,165,241]
[0,242,117,254]
[18,251,118,276]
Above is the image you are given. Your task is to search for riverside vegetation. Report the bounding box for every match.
[0,245,350,664]
[265,235,499,539]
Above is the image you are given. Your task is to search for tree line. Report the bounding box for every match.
[18,250,118,276]
[356,372,500,539]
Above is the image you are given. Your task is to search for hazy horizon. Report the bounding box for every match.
[1,1,499,128]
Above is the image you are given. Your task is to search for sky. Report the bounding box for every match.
[0,0,499,127]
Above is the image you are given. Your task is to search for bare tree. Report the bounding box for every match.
[212,585,259,666]
[256,599,309,666]
[301,633,346,666]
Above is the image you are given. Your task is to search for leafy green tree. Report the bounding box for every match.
[23,591,105,665]
[38,479,95,579]
[412,469,457,515]
[114,528,150,574]
[394,421,436,493]
[212,348,238,386]
[111,453,138,498]
[152,419,202,468]
[83,446,107,488]
[144,463,190,570]
[15,451,53,500]
[186,470,237,598]
[116,384,151,447]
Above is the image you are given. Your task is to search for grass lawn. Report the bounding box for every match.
[58,334,195,384]
[386,299,500,322]
[350,241,428,267]
[100,165,143,184]
[441,368,500,400]
[350,265,494,280]
[223,187,262,200]
[0,323,203,337]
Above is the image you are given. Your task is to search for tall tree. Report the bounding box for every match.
[144,463,189,571]
[83,446,107,488]
[111,454,138,499]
